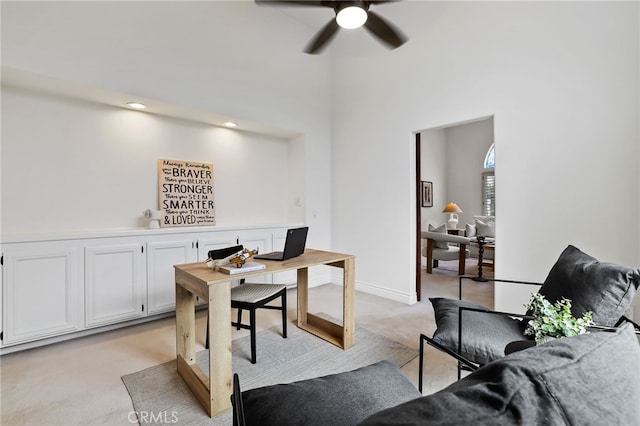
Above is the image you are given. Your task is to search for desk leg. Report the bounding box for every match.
[342,256,355,349]
[207,282,232,416]
[176,284,195,365]
[175,282,232,417]
[296,261,355,350]
[297,267,309,328]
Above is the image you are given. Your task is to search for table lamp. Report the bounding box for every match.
[443,202,462,229]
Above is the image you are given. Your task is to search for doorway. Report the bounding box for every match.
[415,117,495,301]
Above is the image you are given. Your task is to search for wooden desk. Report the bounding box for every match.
[174,248,356,417]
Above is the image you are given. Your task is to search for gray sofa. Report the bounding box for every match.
[237,324,640,425]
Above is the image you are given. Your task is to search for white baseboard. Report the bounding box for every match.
[330,270,417,305]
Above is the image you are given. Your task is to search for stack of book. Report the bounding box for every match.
[217,261,266,275]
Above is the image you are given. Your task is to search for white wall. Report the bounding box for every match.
[331,2,639,312]
[2,87,292,234]
[1,1,332,249]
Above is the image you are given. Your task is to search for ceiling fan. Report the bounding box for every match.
[255,0,408,54]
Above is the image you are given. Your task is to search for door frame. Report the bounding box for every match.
[415,132,422,301]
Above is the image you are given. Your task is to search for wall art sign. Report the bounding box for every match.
[158,159,216,227]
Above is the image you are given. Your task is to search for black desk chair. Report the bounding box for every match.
[206,281,287,364]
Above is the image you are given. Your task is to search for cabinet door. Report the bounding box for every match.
[85,243,145,327]
[3,243,83,345]
[147,240,196,315]
[197,232,238,262]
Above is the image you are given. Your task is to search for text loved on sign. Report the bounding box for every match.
[158,159,216,227]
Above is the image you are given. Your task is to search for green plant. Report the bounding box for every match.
[524,293,594,344]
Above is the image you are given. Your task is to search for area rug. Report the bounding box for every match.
[122,321,418,425]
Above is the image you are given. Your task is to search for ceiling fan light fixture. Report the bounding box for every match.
[336,5,368,29]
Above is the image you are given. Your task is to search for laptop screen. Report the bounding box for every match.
[283,226,308,259]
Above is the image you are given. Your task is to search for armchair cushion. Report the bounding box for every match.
[361,324,640,425]
[241,360,421,426]
[533,245,640,327]
[430,298,530,365]
[428,224,449,249]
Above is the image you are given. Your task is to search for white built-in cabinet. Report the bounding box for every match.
[0,225,293,351]
[2,241,84,345]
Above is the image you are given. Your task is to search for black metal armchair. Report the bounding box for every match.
[418,245,640,393]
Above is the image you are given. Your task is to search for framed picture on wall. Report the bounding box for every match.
[421,181,433,207]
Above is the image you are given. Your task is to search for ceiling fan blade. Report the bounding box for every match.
[304,19,340,54]
[254,0,332,7]
[363,10,407,49]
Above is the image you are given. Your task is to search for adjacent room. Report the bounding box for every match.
[1,1,639,425]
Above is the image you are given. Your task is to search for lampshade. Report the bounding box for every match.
[336,5,368,29]
[442,202,462,213]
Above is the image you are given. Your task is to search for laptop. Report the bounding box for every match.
[254,226,308,261]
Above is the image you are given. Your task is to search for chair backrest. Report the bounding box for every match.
[231,373,246,426]
[532,245,640,327]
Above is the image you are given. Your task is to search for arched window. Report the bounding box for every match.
[484,143,495,169]
[483,144,495,216]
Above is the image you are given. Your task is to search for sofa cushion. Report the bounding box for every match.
[360,324,640,425]
[532,245,640,326]
[430,297,529,365]
[428,224,449,249]
[465,223,476,237]
[241,360,421,426]
[475,219,495,237]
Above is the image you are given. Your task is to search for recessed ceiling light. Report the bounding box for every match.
[126,102,147,110]
[224,122,238,128]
